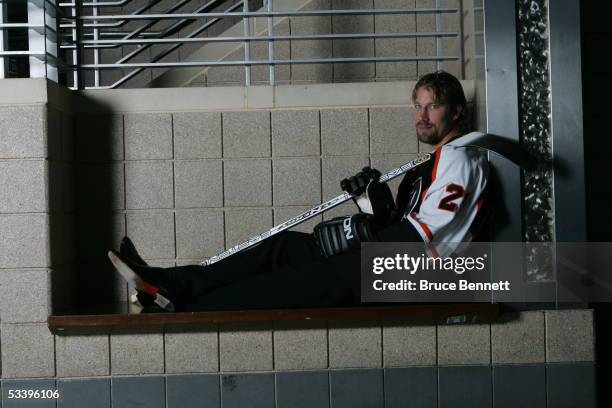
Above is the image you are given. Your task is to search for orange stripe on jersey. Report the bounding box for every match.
[418,220,434,241]
[419,146,442,205]
[410,211,434,241]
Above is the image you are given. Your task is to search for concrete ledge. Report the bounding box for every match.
[75,81,475,113]
[0,79,476,114]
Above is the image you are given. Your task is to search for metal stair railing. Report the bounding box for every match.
[1,0,466,89]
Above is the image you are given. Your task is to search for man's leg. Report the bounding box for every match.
[119,231,324,306]
[185,250,362,311]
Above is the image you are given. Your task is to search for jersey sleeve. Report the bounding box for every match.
[378,146,488,243]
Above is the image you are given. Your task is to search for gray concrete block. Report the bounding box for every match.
[274,206,323,234]
[165,325,219,374]
[124,113,173,160]
[274,321,328,370]
[0,160,47,213]
[77,214,126,262]
[173,112,222,159]
[291,40,334,82]
[290,0,333,82]
[0,323,55,378]
[0,106,46,159]
[332,0,375,80]
[110,332,164,374]
[77,163,125,211]
[77,262,127,306]
[175,210,224,259]
[416,0,437,75]
[328,321,382,368]
[492,311,545,364]
[320,109,369,155]
[57,378,111,408]
[374,0,417,80]
[75,114,123,162]
[251,19,290,84]
[56,334,110,377]
[219,322,273,371]
[437,323,491,365]
[383,323,436,366]
[206,48,245,87]
[47,106,62,160]
[546,309,595,363]
[60,163,75,213]
[271,110,320,157]
[321,156,370,200]
[125,161,173,209]
[222,111,271,158]
[175,160,223,208]
[0,269,50,323]
[223,159,272,207]
[167,374,220,408]
[224,208,273,248]
[273,158,321,206]
[0,214,49,268]
[369,107,418,154]
[126,212,175,260]
[111,376,165,408]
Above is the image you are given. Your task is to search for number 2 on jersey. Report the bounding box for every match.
[438,184,465,212]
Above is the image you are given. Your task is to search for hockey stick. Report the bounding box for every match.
[202,132,536,265]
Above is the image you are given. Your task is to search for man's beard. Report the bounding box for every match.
[416,115,454,145]
[416,123,448,145]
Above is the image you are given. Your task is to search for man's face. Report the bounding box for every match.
[412,86,454,145]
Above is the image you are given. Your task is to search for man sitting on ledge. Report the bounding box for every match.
[108,71,490,312]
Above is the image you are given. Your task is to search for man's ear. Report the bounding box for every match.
[452,105,463,121]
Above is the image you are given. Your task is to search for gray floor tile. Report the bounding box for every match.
[220,373,274,408]
[493,365,545,408]
[547,363,596,408]
[1,379,56,408]
[330,369,383,408]
[167,375,220,408]
[58,378,110,408]
[111,376,165,408]
[276,371,329,408]
[384,367,437,408]
[438,366,492,408]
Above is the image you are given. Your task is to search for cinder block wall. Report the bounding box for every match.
[0,80,596,407]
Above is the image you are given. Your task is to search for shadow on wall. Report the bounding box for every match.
[65,95,127,310]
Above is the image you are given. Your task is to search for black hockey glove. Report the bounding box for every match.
[313,213,376,258]
[341,166,396,227]
[341,166,381,196]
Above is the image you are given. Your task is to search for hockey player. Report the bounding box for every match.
[109,70,489,312]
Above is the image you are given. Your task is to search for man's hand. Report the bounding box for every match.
[341,167,396,225]
[341,166,381,196]
[313,214,376,258]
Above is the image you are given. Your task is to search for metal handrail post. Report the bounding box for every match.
[0,1,6,78]
[93,0,99,86]
[73,0,84,88]
[27,0,47,78]
[243,0,251,86]
[267,0,274,85]
[435,0,441,71]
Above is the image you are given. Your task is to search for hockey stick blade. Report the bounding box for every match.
[202,132,537,265]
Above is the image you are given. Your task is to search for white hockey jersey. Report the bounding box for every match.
[378,137,490,245]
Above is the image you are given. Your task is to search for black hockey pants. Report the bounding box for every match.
[164,231,362,311]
